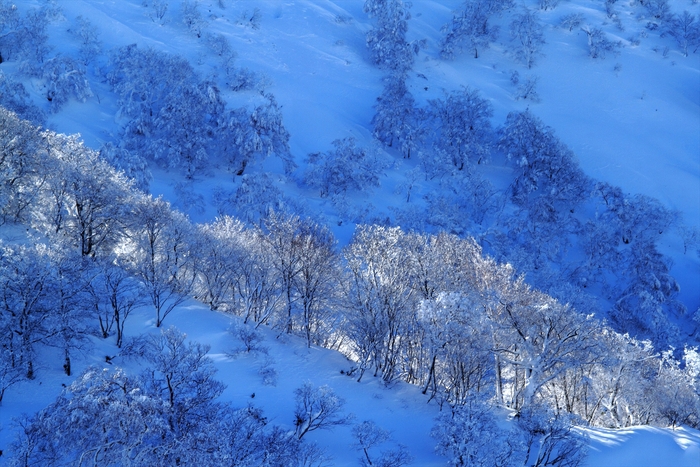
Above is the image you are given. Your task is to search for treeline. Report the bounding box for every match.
[1,107,699,465]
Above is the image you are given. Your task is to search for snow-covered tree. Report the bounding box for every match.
[371,74,422,158]
[581,26,621,59]
[0,107,45,223]
[181,0,206,37]
[294,381,350,439]
[498,110,591,209]
[517,405,588,467]
[666,11,699,57]
[0,5,52,66]
[440,0,514,59]
[222,94,293,176]
[432,400,521,467]
[192,216,246,312]
[123,196,196,327]
[510,8,545,68]
[0,73,45,124]
[305,137,389,198]
[430,87,494,170]
[35,133,134,257]
[151,80,223,178]
[343,225,418,384]
[91,259,146,348]
[9,328,314,466]
[71,15,101,65]
[99,142,152,192]
[364,0,418,74]
[108,45,225,177]
[417,293,495,407]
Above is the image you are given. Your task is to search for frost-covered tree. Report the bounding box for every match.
[182,0,206,37]
[429,87,494,171]
[666,11,699,57]
[581,26,621,59]
[108,45,224,177]
[231,227,283,326]
[145,0,169,24]
[152,80,223,178]
[222,94,293,176]
[0,243,56,379]
[640,0,671,23]
[10,328,314,466]
[417,293,495,407]
[35,133,134,257]
[0,72,45,124]
[192,216,246,312]
[510,8,545,68]
[294,381,350,439]
[141,327,225,433]
[440,0,514,59]
[305,137,389,197]
[260,211,339,341]
[491,282,600,412]
[45,246,94,376]
[41,56,92,112]
[0,107,45,223]
[653,349,700,429]
[353,420,391,466]
[343,225,418,384]
[71,15,101,65]
[99,142,152,192]
[517,405,588,467]
[123,196,196,327]
[91,260,146,348]
[364,0,418,73]
[371,74,422,158]
[610,241,682,346]
[559,13,583,32]
[0,5,52,66]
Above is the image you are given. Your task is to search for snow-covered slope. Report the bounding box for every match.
[1,0,699,465]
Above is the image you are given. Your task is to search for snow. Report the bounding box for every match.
[1,0,699,465]
[584,425,700,467]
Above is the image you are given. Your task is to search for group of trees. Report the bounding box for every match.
[106,44,292,180]
[0,3,290,184]
[367,70,687,349]
[9,327,327,467]
[1,106,699,466]
[1,0,698,463]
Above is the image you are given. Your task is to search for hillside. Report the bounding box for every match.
[0,0,699,465]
